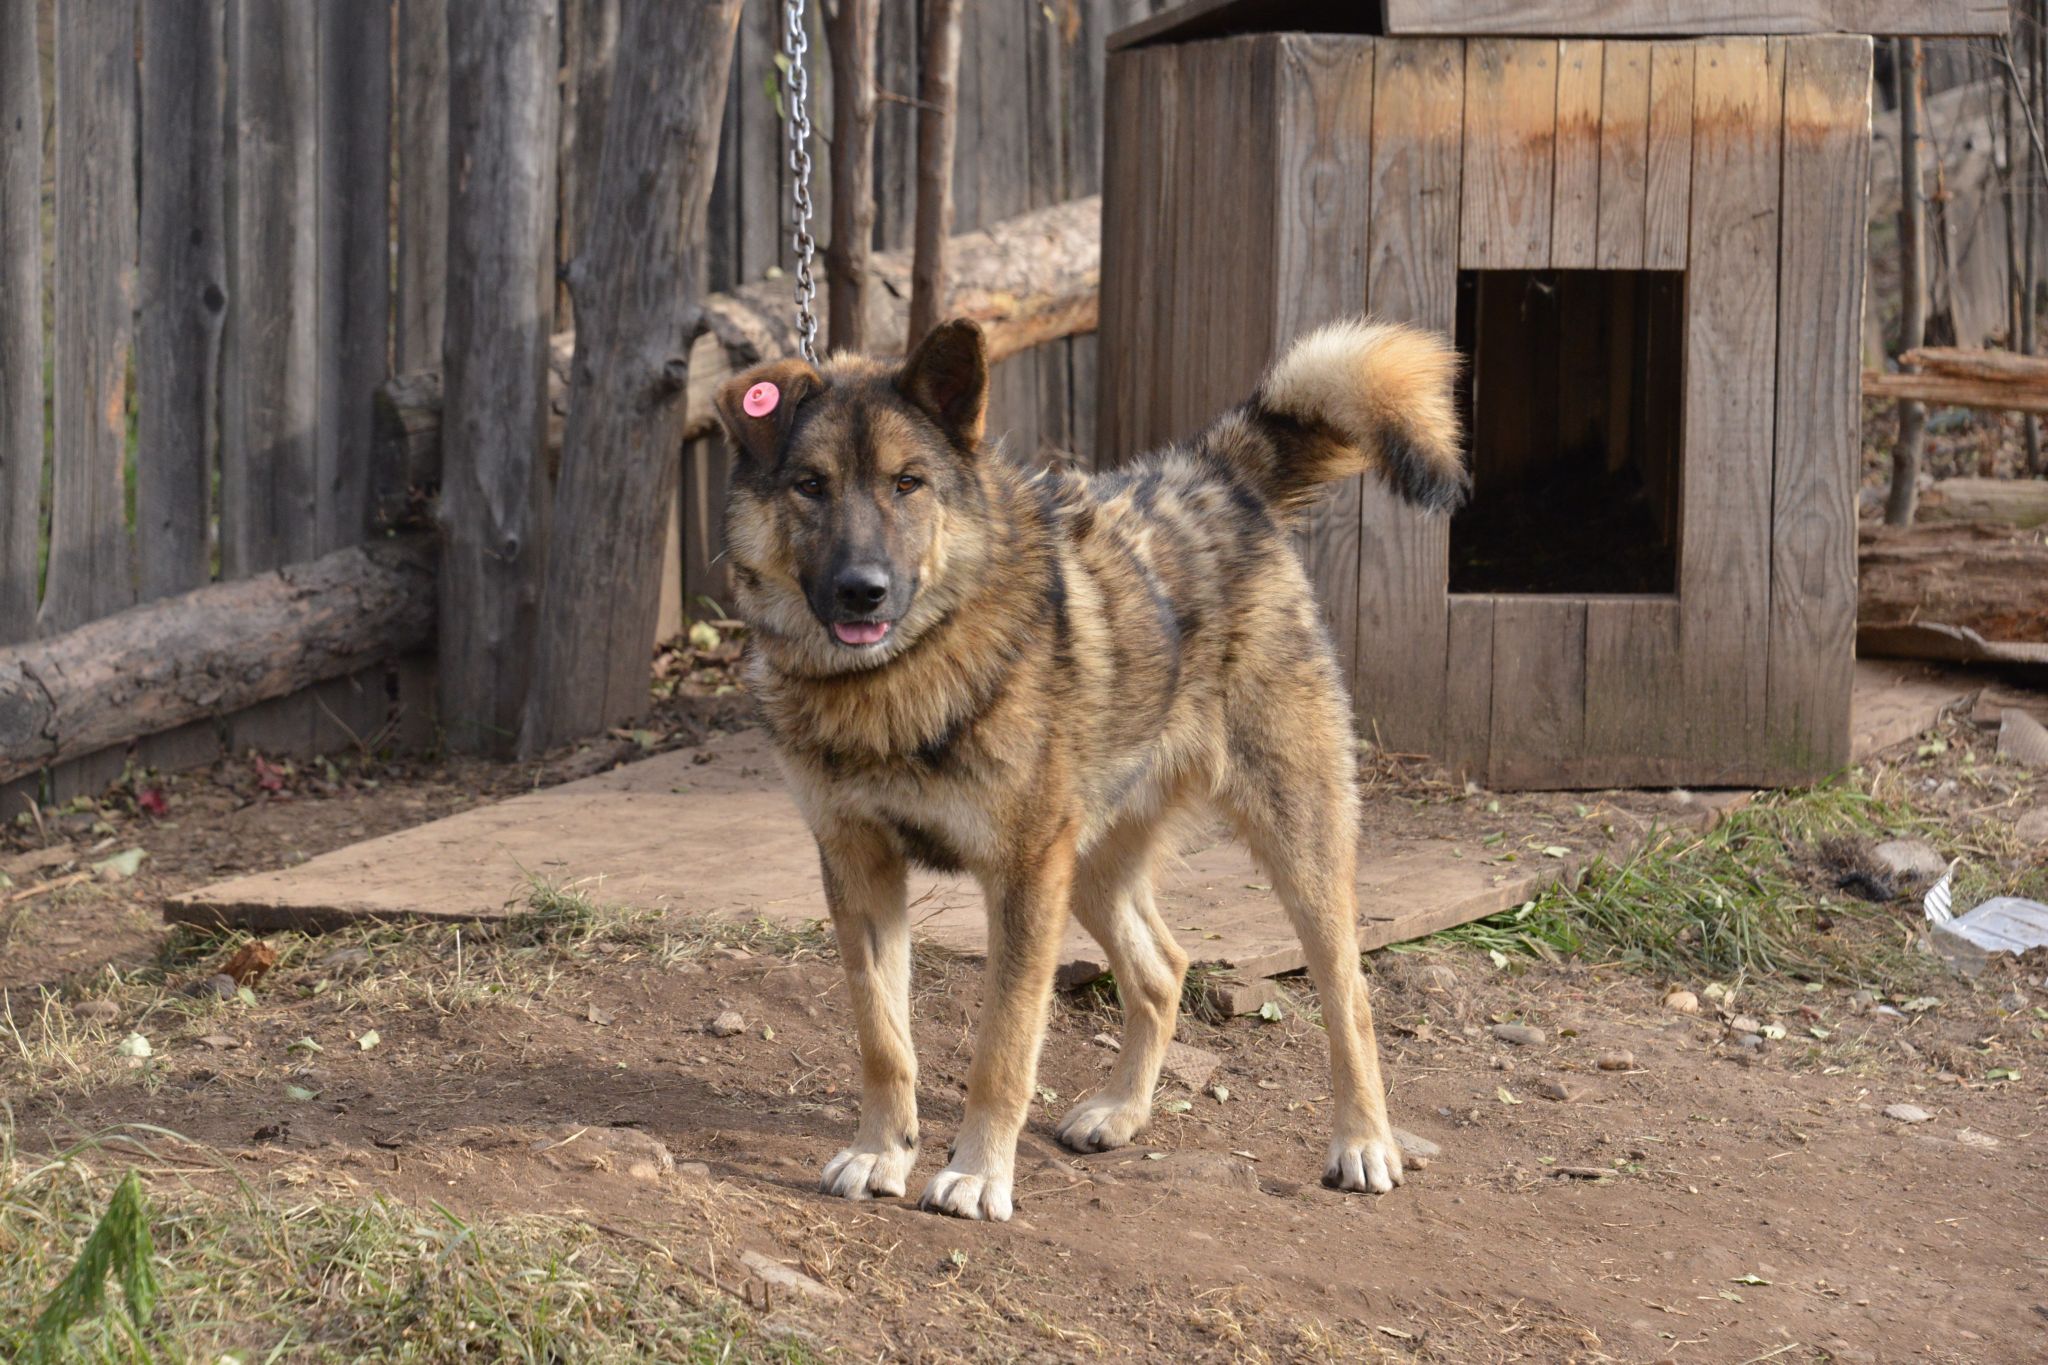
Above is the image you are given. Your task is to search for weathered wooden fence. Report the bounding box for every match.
[0,0,1167,804]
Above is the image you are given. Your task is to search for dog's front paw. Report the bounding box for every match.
[1323,1131,1406,1194]
[917,1160,1013,1221]
[820,1140,915,1200]
[1055,1094,1148,1153]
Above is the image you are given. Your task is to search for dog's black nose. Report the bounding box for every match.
[833,564,890,614]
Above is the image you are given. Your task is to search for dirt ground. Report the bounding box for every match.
[4,688,2046,1362]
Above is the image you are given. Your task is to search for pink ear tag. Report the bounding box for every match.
[742,381,780,418]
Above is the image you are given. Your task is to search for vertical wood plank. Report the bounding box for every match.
[1459,38,1554,269]
[441,0,557,754]
[1551,40,1603,268]
[1582,597,1684,784]
[395,0,448,373]
[1361,38,1461,752]
[0,0,44,643]
[1486,597,1586,790]
[1644,42,1695,269]
[42,1,138,634]
[316,0,392,556]
[557,0,619,331]
[1767,37,1870,778]
[870,0,920,249]
[1595,41,1650,269]
[1273,34,1373,686]
[1680,36,1781,779]
[1096,44,1178,463]
[1440,594,1494,782]
[139,0,226,603]
[222,0,320,755]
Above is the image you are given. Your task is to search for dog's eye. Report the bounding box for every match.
[894,474,923,495]
[794,475,826,498]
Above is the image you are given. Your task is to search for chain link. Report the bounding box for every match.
[783,0,820,363]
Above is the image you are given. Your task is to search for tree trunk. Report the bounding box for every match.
[2028,4,2043,471]
[825,0,879,353]
[441,0,558,754]
[373,196,1102,514]
[1887,37,1927,527]
[0,0,43,644]
[0,541,436,785]
[1858,521,2048,643]
[394,0,449,373]
[907,0,963,348]
[519,0,743,757]
[556,0,619,333]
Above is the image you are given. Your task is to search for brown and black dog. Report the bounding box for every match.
[713,318,1463,1220]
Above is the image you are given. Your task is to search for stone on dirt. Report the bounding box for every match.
[1491,1023,1546,1047]
[1663,990,1699,1014]
[740,1249,843,1302]
[1201,975,1283,1017]
[1129,1150,1260,1195]
[1161,1041,1221,1092]
[2015,807,2048,845]
[1532,1078,1581,1102]
[70,999,120,1023]
[1883,1103,1933,1124]
[184,973,238,1001]
[1872,839,1948,884]
[534,1124,675,1181]
[707,1010,746,1037]
[1596,1050,1636,1071]
[1391,1126,1441,1164]
[1417,963,1459,992]
[1731,1032,1764,1051]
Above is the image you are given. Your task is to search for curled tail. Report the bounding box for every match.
[1205,318,1466,523]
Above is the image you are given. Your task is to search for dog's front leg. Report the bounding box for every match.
[920,821,1078,1221]
[816,824,919,1200]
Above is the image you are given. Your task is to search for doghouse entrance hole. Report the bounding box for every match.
[1449,269,1685,595]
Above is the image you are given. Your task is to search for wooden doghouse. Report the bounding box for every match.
[1099,2,2001,789]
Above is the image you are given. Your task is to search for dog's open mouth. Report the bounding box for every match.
[832,620,892,647]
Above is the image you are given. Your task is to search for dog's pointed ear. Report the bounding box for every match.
[714,358,824,467]
[896,319,988,449]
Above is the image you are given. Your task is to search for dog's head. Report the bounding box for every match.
[715,319,992,675]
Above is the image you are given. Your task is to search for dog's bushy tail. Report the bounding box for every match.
[1204,318,1466,524]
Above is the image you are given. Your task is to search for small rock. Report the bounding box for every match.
[1489,1055,1513,1071]
[1130,1150,1260,1194]
[1883,1103,1932,1124]
[534,1125,675,1181]
[1596,1051,1635,1071]
[1532,1078,1581,1102]
[1161,1040,1222,1092]
[70,999,120,1024]
[712,946,753,961]
[184,973,238,1001]
[1201,975,1284,1018]
[1210,1084,1230,1103]
[1872,839,1948,884]
[1999,990,2030,1012]
[1491,1023,1546,1047]
[739,1250,842,1302]
[1417,963,1459,992]
[706,1010,746,1038]
[197,1034,239,1050]
[1847,989,1877,1013]
[2014,807,2048,845]
[1552,1165,1615,1181]
[114,1032,152,1059]
[585,1004,615,1027]
[1955,1128,2000,1150]
[1729,1014,1761,1035]
[1090,1032,1121,1051]
[1663,990,1699,1015]
[1731,1032,1764,1051]
[315,947,373,972]
[676,1160,713,1179]
[1391,1126,1441,1165]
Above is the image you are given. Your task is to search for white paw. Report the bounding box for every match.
[820,1139,916,1200]
[918,1161,1014,1221]
[1323,1132,1406,1194]
[1055,1094,1148,1153]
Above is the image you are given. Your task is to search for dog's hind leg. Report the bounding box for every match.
[816,823,920,1200]
[1220,678,1405,1195]
[919,818,1078,1221]
[1056,823,1188,1152]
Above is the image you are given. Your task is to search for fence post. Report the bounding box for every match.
[441,0,558,755]
[520,0,744,756]
[395,0,449,375]
[0,0,41,643]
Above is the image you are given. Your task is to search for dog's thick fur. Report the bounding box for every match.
[714,318,1464,1220]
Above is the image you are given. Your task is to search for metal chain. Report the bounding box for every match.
[782,0,820,363]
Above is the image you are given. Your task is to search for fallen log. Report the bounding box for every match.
[373,194,1101,512]
[1914,476,2048,529]
[1858,521,2048,645]
[0,538,435,784]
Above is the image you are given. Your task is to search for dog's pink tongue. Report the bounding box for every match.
[833,620,891,646]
